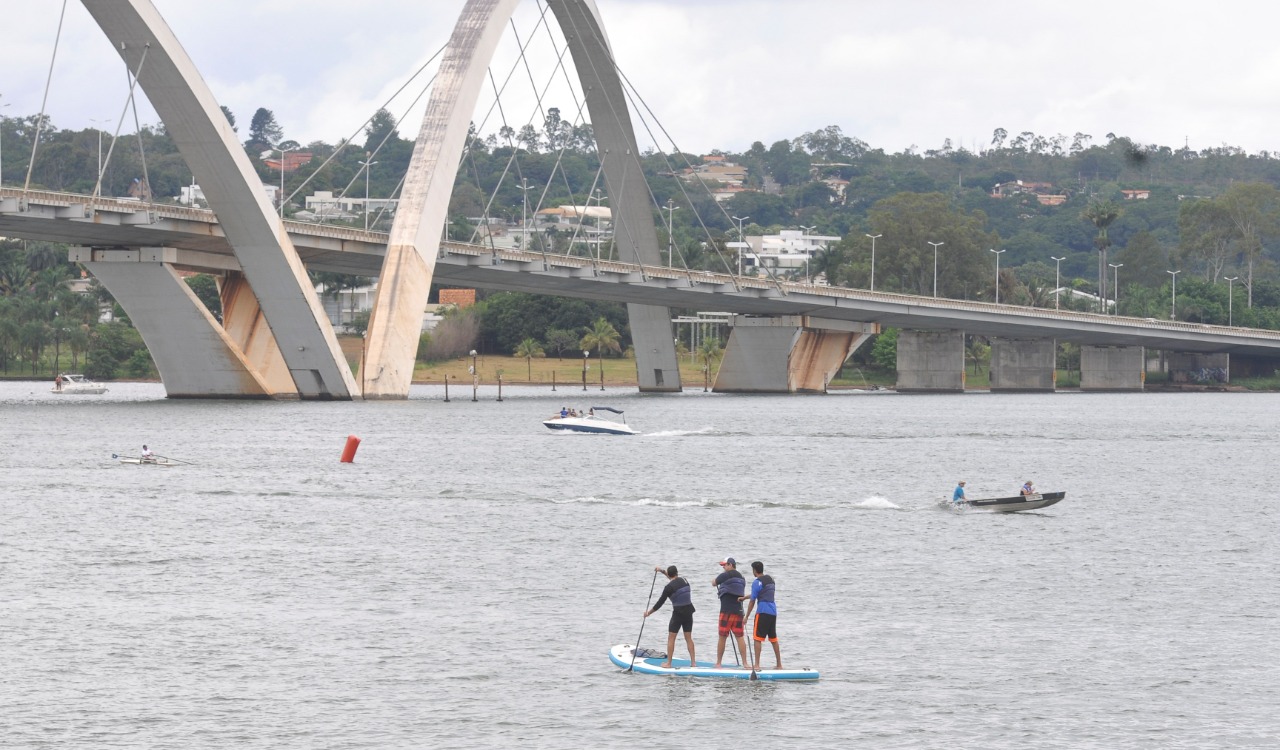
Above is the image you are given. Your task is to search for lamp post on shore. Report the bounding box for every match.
[582,350,590,391]
[1051,256,1066,310]
[1224,276,1239,326]
[732,215,749,275]
[865,233,882,291]
[989,248,1006,304]
[928,241,944,297]
[470,349,478,402]
[1167,269,1181,320]
[1109,263,1124,314]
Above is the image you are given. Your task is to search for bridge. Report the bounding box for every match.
[4,1,1277,398]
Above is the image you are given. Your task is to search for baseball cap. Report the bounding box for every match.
[718,556,736,566]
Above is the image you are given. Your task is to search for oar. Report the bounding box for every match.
[154,454,193,465]
[111,453,139,460]
[628,568,660,672]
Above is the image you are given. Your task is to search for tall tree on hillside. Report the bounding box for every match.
[863,192,998,298]
[1083,200,1121,312]
[1218,182,1280,307]
[1177,199,1234,283]
[247,108,283,150]
[220,106,237,133]
[363,108,399,153]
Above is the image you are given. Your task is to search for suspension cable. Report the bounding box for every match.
[23,0,69,197]
[94,44,150,202]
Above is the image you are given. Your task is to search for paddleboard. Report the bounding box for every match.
[609,643,819,681]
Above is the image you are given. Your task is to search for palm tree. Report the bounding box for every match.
[580,317,621,381]
[513,337,544,381]
[1082,200,1121,312]
[698,337,723,390]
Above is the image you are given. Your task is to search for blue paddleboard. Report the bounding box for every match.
[609,644,819,681]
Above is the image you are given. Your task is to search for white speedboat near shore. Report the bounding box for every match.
[543,407,638,435]
[51,373,108,395]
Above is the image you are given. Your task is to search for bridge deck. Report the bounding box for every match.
[4,188,1280,357]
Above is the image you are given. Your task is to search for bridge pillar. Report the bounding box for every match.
[896,330,965,393]
[73,247,277,398]
[1081,345,1145,391]
[714,316,877,393]
[1167,352,1230,385]
[990,337,1057,392]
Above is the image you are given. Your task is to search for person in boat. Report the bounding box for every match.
[1020,480,1036,496]
[740,560,782,671]
[644,564,696,669]
[559,406,569,418]
[711,557,749,669]
[141,445,156,463]
[588,408,595,416]
[952,481,967,505]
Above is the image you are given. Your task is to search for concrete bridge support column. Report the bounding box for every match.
[1081,345,1145,391]
[74,247,276,398]
[896,330,965,393]
[714,316,877,393]
[1167,352,1230,385]
[990,337,1057,392]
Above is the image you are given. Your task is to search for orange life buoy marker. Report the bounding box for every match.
[340,435,361,463]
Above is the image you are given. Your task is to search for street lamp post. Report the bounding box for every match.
[278,144,298,218]
[1109,263,1124,314]
[517,178,536,250]
[800,225,816,284]
[582,350,590,391]
[0,96,9,186]
[591,188,608,260]
[865,233,882,291]
[359,156,378,229]
[89,118,112,191]
[662,199,679,267]
[989,248,1006,304]
[1167,269,1181,320]
[470,349,478,401]
[928,241,945,297]
[732,215,749,275]
[1051,256,1066,309]
[1224,276,1239,326]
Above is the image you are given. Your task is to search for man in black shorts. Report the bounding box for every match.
[741,560,782,671]
[711,556,749,668]
[644,564,696,669]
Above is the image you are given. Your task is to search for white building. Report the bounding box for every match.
[740,229,839,280]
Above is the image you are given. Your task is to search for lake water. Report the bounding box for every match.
[2,382,1276,748]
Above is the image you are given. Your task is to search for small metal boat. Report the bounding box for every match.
[949,491,1066,512]
[543,406,638,435]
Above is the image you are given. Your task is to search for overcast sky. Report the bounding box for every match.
[5,1,1280,158]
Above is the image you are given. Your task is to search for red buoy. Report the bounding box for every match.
[340,435,361,463]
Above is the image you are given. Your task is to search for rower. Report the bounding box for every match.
[141,444,155,463]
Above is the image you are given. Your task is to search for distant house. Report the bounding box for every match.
[262,151,314,173]
[992,179,1066,205]
[1121,189,1151,200]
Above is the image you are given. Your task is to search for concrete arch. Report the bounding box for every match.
[361,0,681,398]
[81,0,358,399]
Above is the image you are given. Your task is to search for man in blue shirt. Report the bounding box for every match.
[952,481,967,506]
[741,560,782,671]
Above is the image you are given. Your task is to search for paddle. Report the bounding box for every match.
[154,454,193,465]
[628,568,660,672]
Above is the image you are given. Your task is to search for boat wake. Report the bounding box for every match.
[642,427,719,437]
[851,497,903,510]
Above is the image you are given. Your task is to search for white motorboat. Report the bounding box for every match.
[51,373,108,395]
[543,407,638,435]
